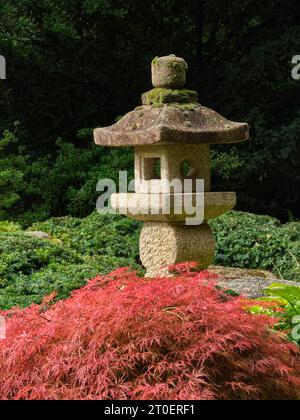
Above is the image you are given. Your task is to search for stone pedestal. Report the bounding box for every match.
[140,222,216,277]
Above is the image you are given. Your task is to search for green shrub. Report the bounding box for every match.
[264,283,300,346]
[0,210,299,311]
[25,139,133,221]
[31,212,141,259]
[0,221,22,233]
[211,211,300,280]
[0,214,141,310]
[0,129,27,221]
[248,283,300,347]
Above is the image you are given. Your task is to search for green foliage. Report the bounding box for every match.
[31,212,141,259]
[1,1,299,222]
[0,212,141,310]
[22,139,99,222]
[0,0,202,150]
[0,221,21,233]
[204,4,300,219]
[210,211,300,280]
[211,149,244,183]
[0,130,134,225]
[142,88,198,105]
[246,283,300,346]
[265,283,300,306]
[259,283,300,345]
[0,128,27,221]
[1,210,300,311]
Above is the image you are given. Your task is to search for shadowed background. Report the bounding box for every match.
[0,0,299,225]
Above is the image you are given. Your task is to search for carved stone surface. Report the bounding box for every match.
[111,192,236,222]
[210,266,300,299]
[94,55,249,278]
[140,222,216,278]
[134,143,211,192]
[151,55,188,89]
[94,105,249,147]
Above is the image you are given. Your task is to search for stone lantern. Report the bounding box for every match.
[94,55,249,277]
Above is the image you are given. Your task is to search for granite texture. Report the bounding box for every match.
[94,105,249,147]
[111,192,236,222]
[210,266,300,299]
[151,55,188,89]
[134,143,211,192]
[94,55,250,276]
[94,53,249,147]
[140,222,216,277]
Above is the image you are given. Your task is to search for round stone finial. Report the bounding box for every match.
[151,55,188,89]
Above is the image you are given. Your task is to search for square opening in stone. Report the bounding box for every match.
[143,158,161,180]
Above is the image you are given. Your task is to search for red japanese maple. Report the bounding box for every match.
[0,264,299,400]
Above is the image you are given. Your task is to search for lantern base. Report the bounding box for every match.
[140,222,216,278]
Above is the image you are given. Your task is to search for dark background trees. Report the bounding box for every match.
[0,0,299,225]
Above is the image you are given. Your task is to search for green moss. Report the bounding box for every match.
[170,61,188,71]
[169,103,199,111]
[152,57,160,66]
[142,88,198,106]
[152,103,165,109]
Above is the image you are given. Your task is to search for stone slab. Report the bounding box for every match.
[111,192,236,222]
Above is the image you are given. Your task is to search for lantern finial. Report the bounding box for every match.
[151,55,188,89]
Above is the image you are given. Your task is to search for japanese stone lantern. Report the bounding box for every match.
[94,55,249,277]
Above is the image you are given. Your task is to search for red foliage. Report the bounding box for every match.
[0,264,300,400]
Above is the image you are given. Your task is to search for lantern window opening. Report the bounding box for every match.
[143,157,162,181]
[181,160,198,179]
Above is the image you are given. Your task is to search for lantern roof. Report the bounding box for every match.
[94,55,249,147]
